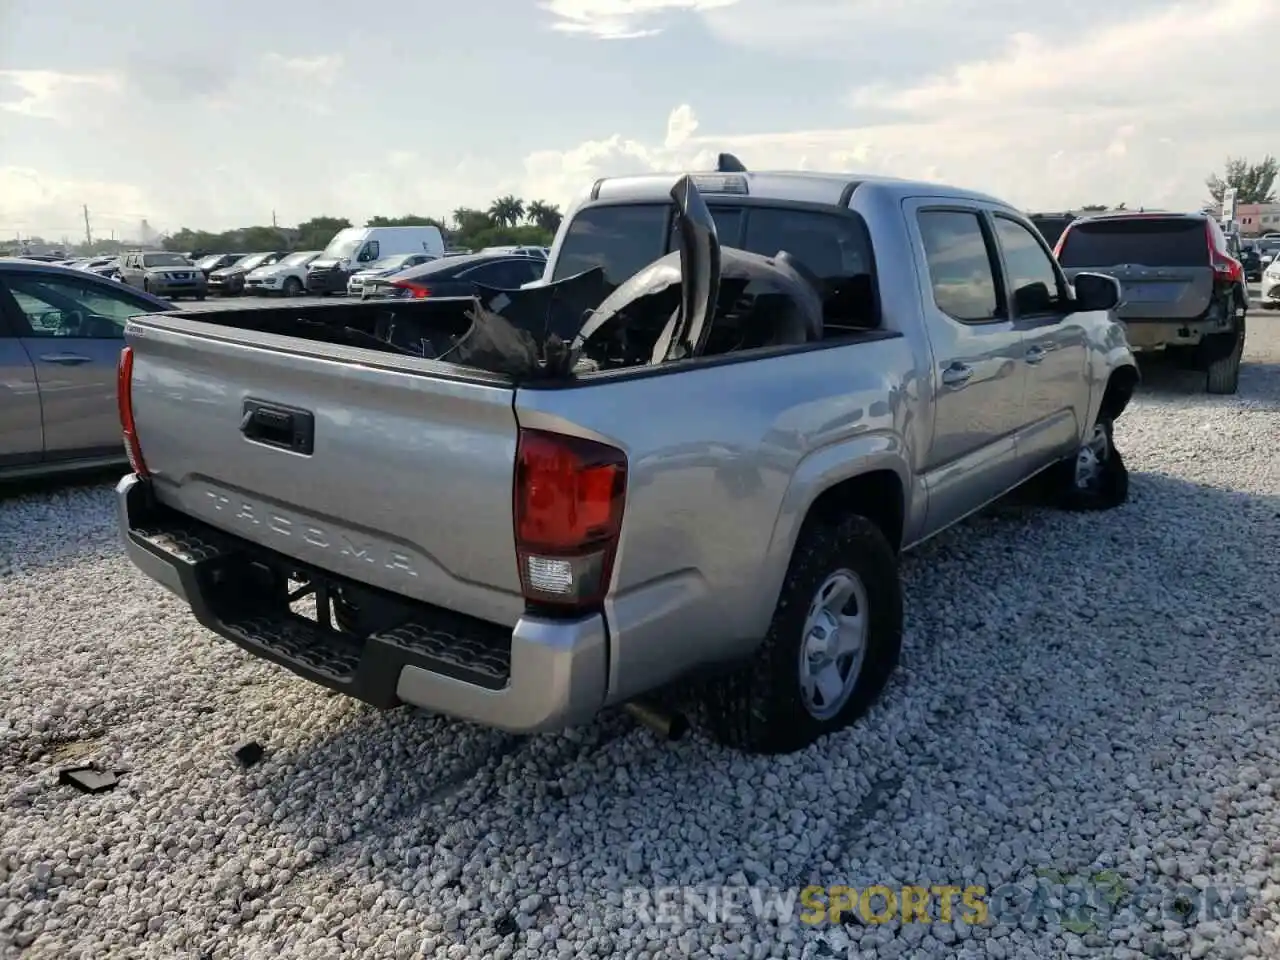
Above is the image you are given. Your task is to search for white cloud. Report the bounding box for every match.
[0,70,123,120]
[263,53,345,83]
[0,167,151,241]
[541,0,740,39]
[521,0,1279,213]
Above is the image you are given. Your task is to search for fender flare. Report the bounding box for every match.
[746,431,912,632]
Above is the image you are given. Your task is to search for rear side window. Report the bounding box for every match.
[918,210,1001,322]
[1058,218,1208,268]
[993,217,1067,315]
[462,258,544,287]
[552,204,669,287]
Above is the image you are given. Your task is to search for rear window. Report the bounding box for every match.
[552,204,670,287]
[1058,218,1209,268]
[552,202,875,312]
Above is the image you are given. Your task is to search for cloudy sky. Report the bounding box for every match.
[1,0,1275,242]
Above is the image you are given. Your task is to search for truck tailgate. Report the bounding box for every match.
[125,314,524,627]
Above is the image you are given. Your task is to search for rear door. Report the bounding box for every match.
[990,213,1088,470]
[120,253,144,289]
[0,270,163,460]
[1057,217,1214,320]
[907,203,1029,528]
[0,295,43,467]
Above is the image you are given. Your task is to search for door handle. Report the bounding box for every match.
[240,398,315,455]
[39,353,92,365]
[1024,346,1047,365]
[941,363,973,386]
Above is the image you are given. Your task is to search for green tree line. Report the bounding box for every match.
[159,196,563,256]
[1206,156,1277,206]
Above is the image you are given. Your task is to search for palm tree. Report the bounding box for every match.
[487,195,525,229]
[526,200,562,234]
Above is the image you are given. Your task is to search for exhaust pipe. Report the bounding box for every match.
[624,700,689,742]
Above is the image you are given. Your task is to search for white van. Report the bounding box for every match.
[305,225,446,294]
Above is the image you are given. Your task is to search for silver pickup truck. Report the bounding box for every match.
[116,167,1139,754]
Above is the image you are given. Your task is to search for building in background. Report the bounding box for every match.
[1233,203,1280,237]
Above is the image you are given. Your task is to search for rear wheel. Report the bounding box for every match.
[701,513,903,754]
[1205,314,1245,395]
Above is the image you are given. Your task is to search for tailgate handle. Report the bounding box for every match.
[240,399,315,455]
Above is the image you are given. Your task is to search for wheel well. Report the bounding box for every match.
[805,469,905,553]
[1099,365,1140,422]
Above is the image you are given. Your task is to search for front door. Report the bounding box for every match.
[990,213,1089,473]
[909,204,1028,533]
[0,271,163,460]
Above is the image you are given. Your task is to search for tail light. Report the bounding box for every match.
[1052,226,1071,260]
[117,346,149,477]
[392,279,432,299]
[513,428,627,612]
[1206,222,1243,283]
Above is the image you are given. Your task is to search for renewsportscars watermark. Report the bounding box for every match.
[623,870,1251,932]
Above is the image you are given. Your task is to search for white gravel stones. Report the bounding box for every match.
[3,324,1280,959]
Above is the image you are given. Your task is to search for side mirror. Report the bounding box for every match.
[1072,272,1121,312]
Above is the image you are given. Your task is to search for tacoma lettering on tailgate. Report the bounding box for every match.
[203,490,418,576]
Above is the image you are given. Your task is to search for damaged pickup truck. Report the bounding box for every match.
[116,164,1140,754]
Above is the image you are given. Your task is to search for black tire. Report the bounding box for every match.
[1205,314,1244,395]
[700,513,903,755]
[195,292,206,301]
[282,277,303,297]
[1054,417,1128,511]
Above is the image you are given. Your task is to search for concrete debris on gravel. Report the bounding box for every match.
[2,325,1280,960]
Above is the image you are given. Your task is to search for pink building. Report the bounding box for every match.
[1234,202,1280,237]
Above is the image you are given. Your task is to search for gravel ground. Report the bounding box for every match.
[2,322,1279,960]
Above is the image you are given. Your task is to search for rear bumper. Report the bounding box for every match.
[1119,313,1237,352]
[208,276,246,295]
[115,474,607,733]
[306,269,348,293]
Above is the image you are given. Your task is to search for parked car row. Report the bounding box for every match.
[15,228,553,305]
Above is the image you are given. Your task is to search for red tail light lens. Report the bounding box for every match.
[393,280,432,299]
[513,428,627,611]
[117,346,149,477]
[1206,222,1243,283]
[1052,225,1071,260]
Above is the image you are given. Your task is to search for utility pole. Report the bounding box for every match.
[83,204,92,247]
[272,209,278,228]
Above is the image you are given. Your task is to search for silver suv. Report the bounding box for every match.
[118,251,207,301]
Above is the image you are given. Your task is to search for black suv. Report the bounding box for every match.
[1055,212,1247,394]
